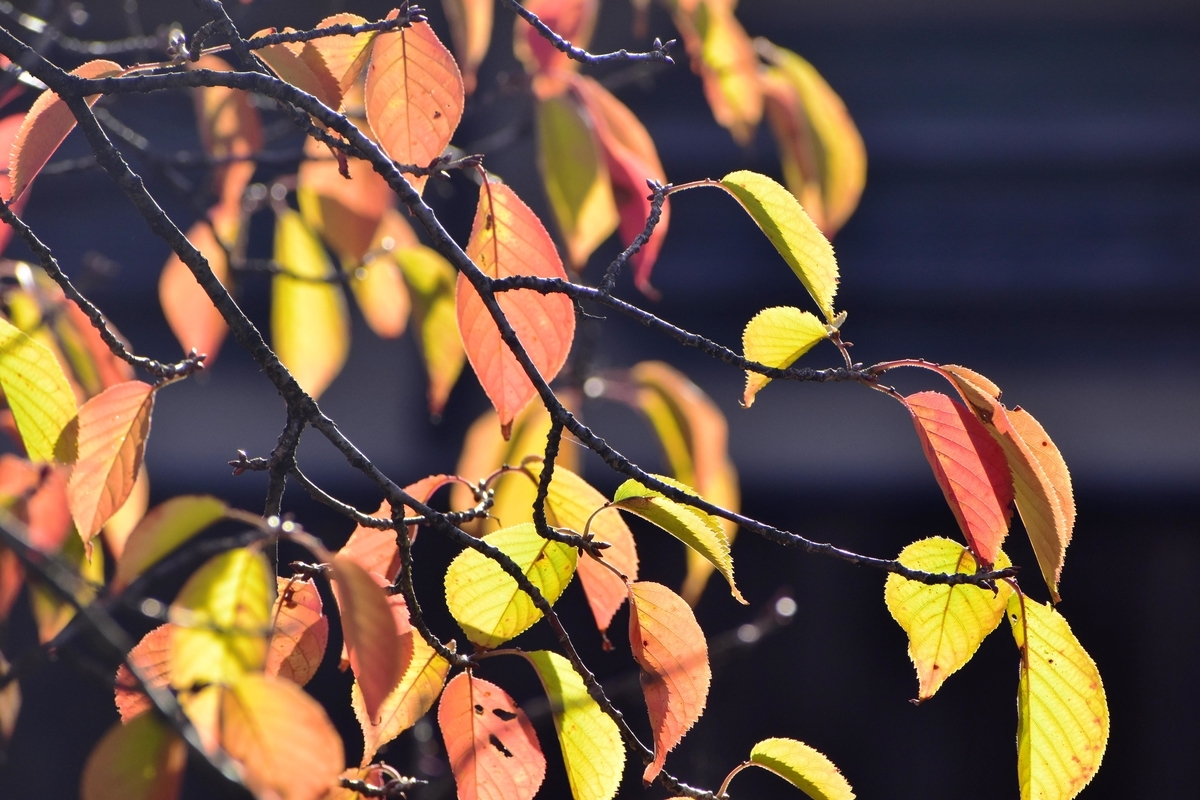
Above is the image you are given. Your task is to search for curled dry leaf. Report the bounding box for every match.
[330,554,408,722]
[114,624,173,723]
[113,494,226,592]
[354,629,451,765]
[266,577,329,686]
[0,317,77,464]
[741,306,828,407]
[80,713,186,800]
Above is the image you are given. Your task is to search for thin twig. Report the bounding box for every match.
[501,0,675,65]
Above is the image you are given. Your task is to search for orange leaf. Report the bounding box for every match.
[339,499,399,578]
[629,581,711,784]
[0,114,31,252]
[514,0,598,97]
[0,455,71,552]
[457,179,576,433]
[905,391,1014,568]
[67,380,155,549]
[191,55,262,222]
[298,135,395,265]
[364,20,464,194]
[330,555,407,721]
[1009,406,1076,536]
[252,28,343,111]
[101,464,149,560]
[159,220,230,362]
[437,671,546,800]
[266,577,329,686]
[6,60,123,204]
[400,473,459,543]
[0,547,21,622]
[307,14,379,97]
[338,570,414,675]
[443,0,494,94]
[670,0,762,144]
[114,624,173,723]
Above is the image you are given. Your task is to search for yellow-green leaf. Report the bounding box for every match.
[718,170,839,322]
[395,244,465,417]
[741,306,828,407]
[0,316,76,463]
[524,649,624,800]
[169,547,272,688]
[272,209,349,399]
[747,737,855,800]
[444,523,577,649]
[884,537,1012,701]
[80,712,186,800]
[30,525,102,643]
[1009,595,1108,800]
[113,495,227,592]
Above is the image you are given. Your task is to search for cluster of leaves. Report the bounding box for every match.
[0,3,1105,800]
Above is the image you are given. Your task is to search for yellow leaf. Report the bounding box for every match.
[113,495,227,592]
[1009,595,1108,800]
[80,713,186,800]
[884,537,1012,701]
[169,547,273,688]
[0,316,76,463]
[613,476,745,604]
[444,523,577,649]
[741,306,828,407]
[395,245,465,417]
[718,170,839,322]
[272,209,349,399]
[670,1,761,144]
[537,93,619,268]
[30,527,102,643]
[747,737,855,800]
[524,649,624,800]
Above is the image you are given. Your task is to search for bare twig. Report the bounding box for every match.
[501,0,675,65]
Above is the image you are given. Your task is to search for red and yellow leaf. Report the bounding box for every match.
[114,624,173,723]
[354,629,451,765]
[80,713,186,800]
[0,114,31,252]
[159,221,230,362]
[339,501,401,579]
[443,0,494,94]
[670,0,761,144]
[330,554,407,721]
[337,570,414,675]
[266,577,329,686]
[514,0,598,97]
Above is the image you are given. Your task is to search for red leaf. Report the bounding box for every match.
[159,220,230,362]
[337,571,414,677]
[0,114,31,253]
[514,0,598,96]
[114,624,173,723]
[629,581,711,784]
[457,179,576,434]
[905,391,1014,567]
[297,135,395,264]
[437,672,546,800]
[330,555,407,722]
[266,577,329,687]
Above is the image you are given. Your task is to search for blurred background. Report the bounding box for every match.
[1,0,1197,797]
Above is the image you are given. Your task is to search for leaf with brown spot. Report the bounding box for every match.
[266,577,329,686]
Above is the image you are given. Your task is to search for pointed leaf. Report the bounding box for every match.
[169,547,273,688]
[102,464,149,560]
[524,649,624,800]
[884,537,1012,701]
[221,674,345,800]
[614,476,745,604]
[630,581,710,784]
[396,244,466,416]
[330,554,408,721]
[670,1,761,144]
[719,170,839,322]
[80,713,186,800]
[298,135,395,265]
[337,569,414,674]
[365,20,464,194]
[115,624,173,723]
[1009,595,1108,800]
[0,316,77,463]
[113,495,227,592]
[67,380,155,546]
[158,221,230,362]
[445,523,577,649]
[252,29,342,111]
[307,14,378,96]
[443,0,494,94]
[1009,406,1076,537]
[272,209,349,399]
[266,577,328,686]
[748,737,855,800]
[438,671,546,800]
[354,629,451,765]
[741,306,828,407]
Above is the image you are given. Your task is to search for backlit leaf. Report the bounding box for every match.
[169,547,272,688]
[221,674,345,800]
[884,537,1012,701]
[272,209,349,399]
[747,737,855,800]
[252,28,342,111]
[159,221,231,362]
[298,135,395,265]
[906,391,1014,567]
[458,179,576,433]
[443,0,494,94]
[0,316,77,463]
[191,55,262,227]
[719,170,838,322]
[339,499,400,579]
[113,495,227,592]
[338,570,414,674]
[307,14,378,96]
[630,581,710,784]
[0,455,71,551]
[1008,406,1076,537]
[525,649,624,800]
[30,528,101,642]
[330,554,408,722]
[396,244,466,416]
[267,577,329,686]
[102,464,148,560]
[114,624,172,723]
[514,0,599,97]
[0,114,30,252]
[670,0,761,144]
[7,60,123,204]
[351,255,411,340]
[741,306,828,407]
[44,272,135,396]
[445,523,577,649]
[438,671,546,800]
[365,20,464,194]
[1009,595,1108,800]
[614,476,745,605]
[354,629,451,765]
[80,713,185,800]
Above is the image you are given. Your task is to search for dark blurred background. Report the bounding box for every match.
[1,0,1197,797]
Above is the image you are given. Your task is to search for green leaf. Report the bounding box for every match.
[524,650,624,800]
[443,523,577,649]
[741,306,828,407]
[80,712,186,800]
[747,737,855,800]
[113,495,227,592]
[169,547,273,688]
[613,476,745,604]
[718,170,839,322]
[395,245,465,417]
[0,316,77,463]
[884,537,1012,701]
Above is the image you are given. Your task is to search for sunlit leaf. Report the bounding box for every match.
[102,464,148,560]
[629,581,710,783]
[524,649,624,800]
[30,527,101,642]
[159,221,231,362]
[0,316,77,463]
[169,547,272,689]
[443,0,493,94]
[884,537,1012,701]
[0,548,19,622]
[438,671,546,800]
[760,68,827,231]
[396,244,466,416]
[0,455,71,552]
[0,114,30,252]
[307,14,379,97]
[114,624,173,723]
[337,570,413,674]
[747,737,855,800]
[252,28,342,111]
[1009,595,1108,800]
[458,178,576,434]
[80,712,186,800]
[266,577,329,686]
[514,0,599,97]
[179,684,220,755]
[1008,406,1076,536]
[338,500,401,579]
[191,55,262,229]
[272,209,349,399]
[221,674,345,800]
[350,253,411,340]
[354,629,451,765]
[670,0,761,144]
[0,649,19,743]
[741,306,828,407]
[112,495,225,592]
[67,381,155,548]
[719,170,838,322]
[298,135,395,265]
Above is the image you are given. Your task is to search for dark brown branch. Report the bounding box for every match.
[244,9,423,49]
[601,180,666,292]
[501,0,675,65]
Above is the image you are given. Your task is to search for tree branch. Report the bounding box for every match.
[501,0,675,65]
